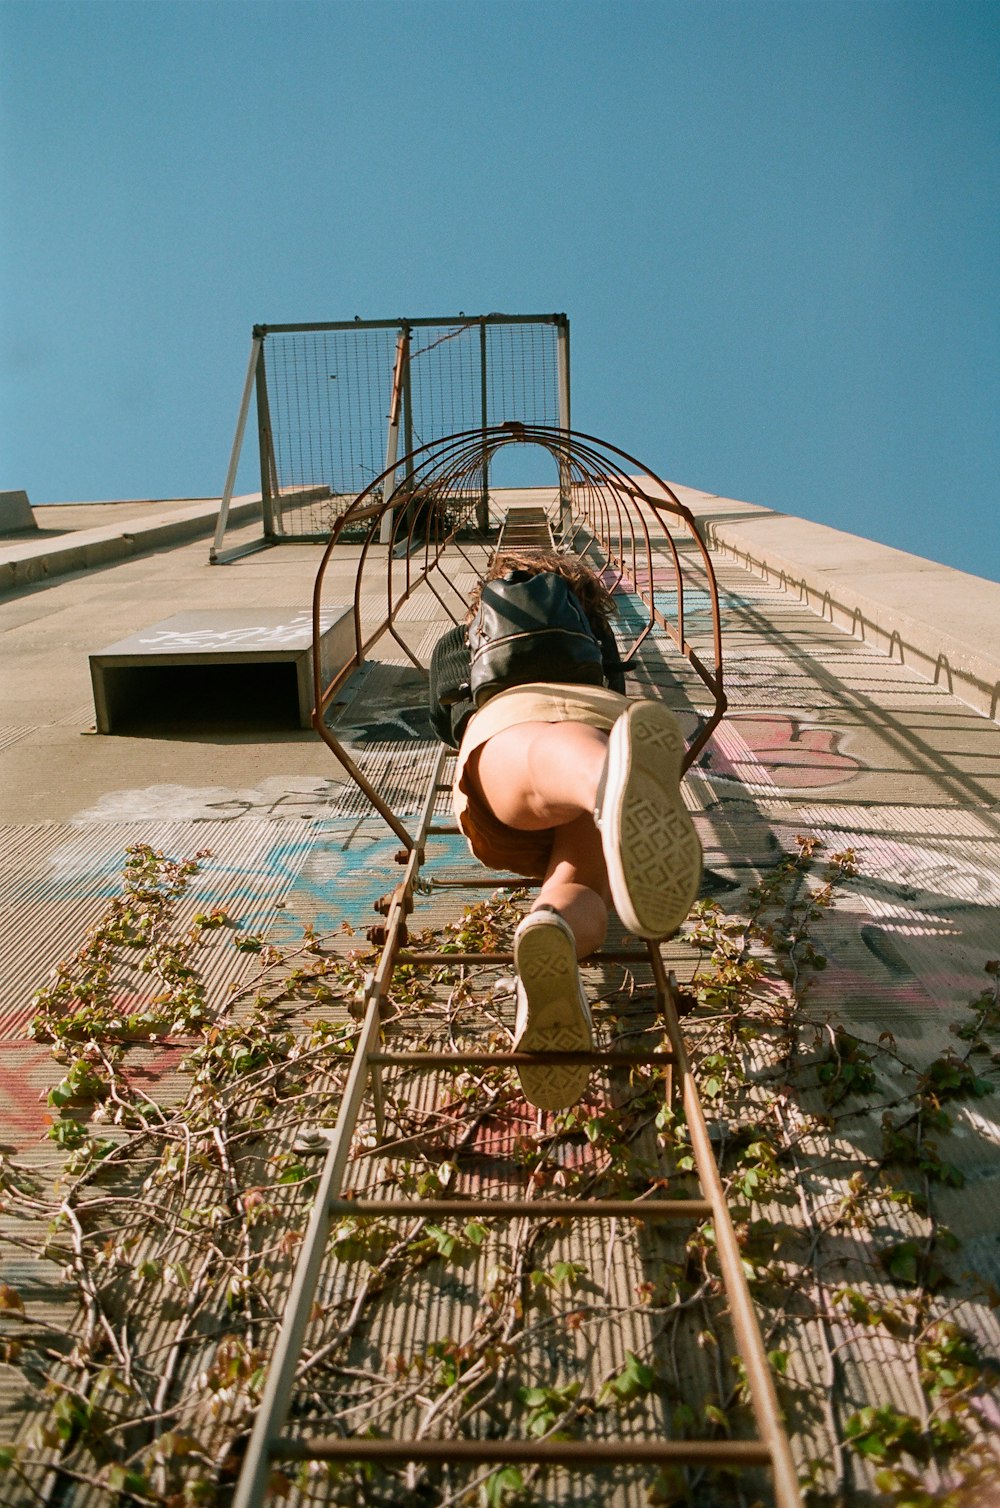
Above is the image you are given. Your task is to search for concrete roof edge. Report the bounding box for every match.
[0,495,263,595]
[665,485,1000,722]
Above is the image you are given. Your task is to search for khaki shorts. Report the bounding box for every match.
[452,682,629,877]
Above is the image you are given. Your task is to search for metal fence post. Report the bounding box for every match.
[379,329,407,545]
[557,315,572,535]
[210,334,262,562]
[256,344,281,538]
[478,320,490,531]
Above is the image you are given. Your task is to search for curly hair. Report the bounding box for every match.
[467,550,616,632]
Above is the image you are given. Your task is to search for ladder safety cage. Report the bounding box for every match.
[210,314,570,563]
[309,422,728,850]
[233,427,802,1508]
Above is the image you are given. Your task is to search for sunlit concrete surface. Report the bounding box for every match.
[669,483,1000,723]
[0,495,263,592]
[1,486,998,1505]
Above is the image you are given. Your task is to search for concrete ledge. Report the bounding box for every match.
[665,485,1000,723]
[0,495,264,594]
[89,605,354,732]
[0,490,37,532]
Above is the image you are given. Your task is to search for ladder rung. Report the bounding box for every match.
[329,1197,710,1220]
[272,1437,771,1467]
[395,948,657,965]
[369,1049,674,1067]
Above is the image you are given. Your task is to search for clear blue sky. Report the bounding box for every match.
[2,0,997,580]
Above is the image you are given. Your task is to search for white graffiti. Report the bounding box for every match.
[72,776,347,825]
[137,617,314,650]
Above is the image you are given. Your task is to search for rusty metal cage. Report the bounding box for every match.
[309,422,726,839]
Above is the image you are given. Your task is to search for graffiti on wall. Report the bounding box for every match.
[698,713,863,792]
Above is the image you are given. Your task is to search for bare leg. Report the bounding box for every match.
[461,710,701,1112]
[535,814,610,956]
[471,721,608,830]
[466,721,611,956]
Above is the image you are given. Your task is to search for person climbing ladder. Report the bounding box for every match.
[429,550,703,1112]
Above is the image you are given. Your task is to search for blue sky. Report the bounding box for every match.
[2,0,997,581]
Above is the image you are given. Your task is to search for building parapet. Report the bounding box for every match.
[0,495,264,594]
[670,486,1000,723]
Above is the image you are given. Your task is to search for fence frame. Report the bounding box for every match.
[210,314,571,563]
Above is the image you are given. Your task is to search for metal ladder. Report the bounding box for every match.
[233,426,802,1506]
[496,504,555,553]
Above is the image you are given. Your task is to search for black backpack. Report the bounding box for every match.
[467,569,606,707]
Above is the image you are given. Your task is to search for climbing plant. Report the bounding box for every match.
[0,842,997,1507]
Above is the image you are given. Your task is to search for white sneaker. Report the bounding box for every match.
[596,701,703,940]
[513,909,593,1111]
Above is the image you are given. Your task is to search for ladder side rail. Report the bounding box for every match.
[648,949,802,1508]
[232,749,450,1508]
[274,1438,774,1469]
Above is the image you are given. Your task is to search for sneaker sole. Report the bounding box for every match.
[601,702,702,939]
[514,919,593,1111]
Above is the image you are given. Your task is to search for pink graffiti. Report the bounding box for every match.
[0,1045,61,1148]
[710,714,862,790]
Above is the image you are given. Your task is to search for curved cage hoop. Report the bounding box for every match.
[312,422,727,847]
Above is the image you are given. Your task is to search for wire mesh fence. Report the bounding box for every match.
[268,326,400,515]
[211,315,569,559]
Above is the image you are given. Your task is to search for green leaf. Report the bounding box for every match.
[164,1261,192,1291]
[884,1242,919,1285]
[425,1224,457,1259]
[276,1161,311,1185]
[105,1463,153,1495]
[550,1260,584,1289]
[623,1351,654,1390]
[48,1118,87,1149]
[485,1465,524,1506]
[600,1350,656,1404]
[519,1387,549,1408]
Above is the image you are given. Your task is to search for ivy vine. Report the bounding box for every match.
[0,841,997,1507]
